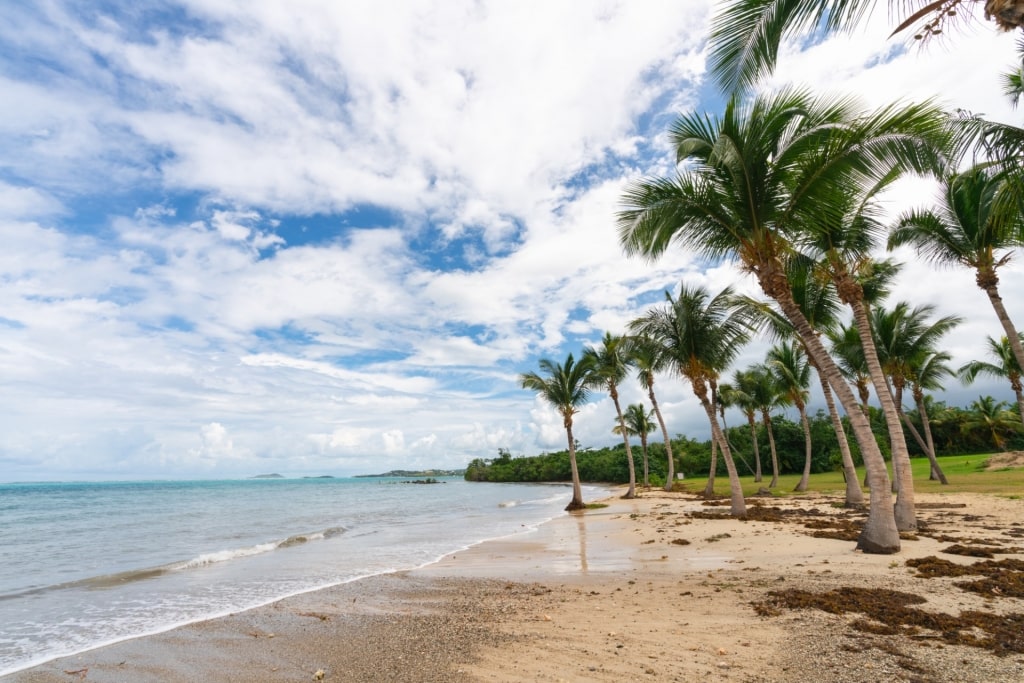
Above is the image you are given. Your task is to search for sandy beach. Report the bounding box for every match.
[6,488,1024,683]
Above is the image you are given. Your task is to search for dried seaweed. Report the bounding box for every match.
[751,586,1024,655]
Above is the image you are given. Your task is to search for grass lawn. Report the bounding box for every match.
[678,452,1024,499]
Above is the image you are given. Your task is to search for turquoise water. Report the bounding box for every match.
[0,477,602,675]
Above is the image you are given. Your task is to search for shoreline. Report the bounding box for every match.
[5,487,1024,682]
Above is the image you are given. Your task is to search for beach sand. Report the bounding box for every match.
[6,488,1024,683]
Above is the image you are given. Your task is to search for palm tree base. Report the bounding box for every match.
[565,500,586,512]
[855,530,900,555]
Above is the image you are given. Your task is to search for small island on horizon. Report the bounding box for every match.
[249,474,336,479]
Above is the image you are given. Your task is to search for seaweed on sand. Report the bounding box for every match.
[751,586,1024,655]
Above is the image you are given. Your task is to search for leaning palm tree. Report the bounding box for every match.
[960,333,1024,426]
[519,353,596,511]
[871,302,961,485]
[619,88,946,552]
[767,342,814,492]
[737,263,864,505]
[801,183,921,530]
[909,351,956,483]
[707,0,1024,94]
[631,283,752,516]
[889,165,1024,374]
[584,333,638,499]
[614,403,657,488]
[629,335,677,490]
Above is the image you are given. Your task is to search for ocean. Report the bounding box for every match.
[0,476,605,676]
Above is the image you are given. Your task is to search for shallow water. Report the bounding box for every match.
[0,477,604,675]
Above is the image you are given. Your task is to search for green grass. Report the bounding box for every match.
[678,452,1024,499]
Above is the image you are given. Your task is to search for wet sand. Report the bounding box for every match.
[5,489,1024,682]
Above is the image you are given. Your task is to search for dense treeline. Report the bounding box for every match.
[465,401,1024,485]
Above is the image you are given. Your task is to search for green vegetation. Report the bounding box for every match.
[466,406,1024,492]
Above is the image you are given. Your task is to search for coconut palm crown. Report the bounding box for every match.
[519,353,596,511]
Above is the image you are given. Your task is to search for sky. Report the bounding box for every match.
[0,1,1022,481]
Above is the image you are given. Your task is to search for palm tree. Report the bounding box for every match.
[738,263,864,505]
[829,321,873,413]
[767,342,814,492]
[519,353,596,511]
[800,184,922,530]
[730,369,766,483]
[619,88,945,552]
[909,351,956,483]
[889,165,1024,375]
[870,302,961,486]
[584,333,638,499]
[630,335,677,491]
[631,283,752,516]
[962,395,1024,451]
[707,0,1024,93]
[747,364,784,488]
[614,403,657,488]
[960,333,1024,426]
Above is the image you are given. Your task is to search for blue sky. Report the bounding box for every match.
[0,1,1021,480]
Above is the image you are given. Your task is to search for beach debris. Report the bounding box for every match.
[63,668,88,679]
[298,611,331,621]
[313,668,326,680]
[542,614,552,621]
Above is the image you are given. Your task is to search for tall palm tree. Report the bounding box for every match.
[519,353,596,511]
[909,351,956,483]
[800,181,922,530]
[963,395,1024,451]
[619,88,946,552]
[767,342,814,492]
[584,333,638,499]
[960,333,1024,425]
[738,263,864,505]
[631,283,752,516]
[890,165,1024,374]
[629,335,677,491]
[707,0,1024,94]
[614,403,657,488]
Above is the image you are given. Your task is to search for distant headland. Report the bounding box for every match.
[354,469,465,478]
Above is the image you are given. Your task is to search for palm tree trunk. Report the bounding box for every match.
[983,281,1024,375]
[748,414,763,483]
[1015,384,1024,431]
[696,385,745,516]
[912,394,949,485]
[762,410,780,488]
[610,386,637,499]
[703,437,718,497]
[647,381,675,491]
[564,419,585,511]
[640,433,650,488]
[849,298,917,532]
[794,406,812,492]
[816,367,863,507]
[757,266,899,553]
